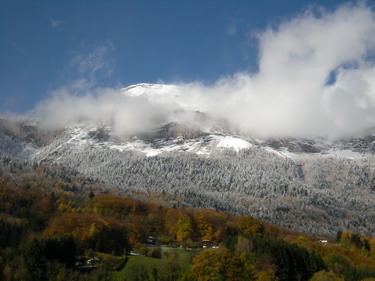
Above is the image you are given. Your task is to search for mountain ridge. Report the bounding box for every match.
[1,83,375,236]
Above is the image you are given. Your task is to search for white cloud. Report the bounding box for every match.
[72,42,114,77]
[67,42,115,92]
[49,17,63,29]
[35,3,375,139]
[226,23,236,36]
[35,87,173,136]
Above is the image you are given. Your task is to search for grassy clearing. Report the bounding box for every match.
[94,252,125,271]
[112,256,163,281]
[112,247,200,280]
[161,247,200,267]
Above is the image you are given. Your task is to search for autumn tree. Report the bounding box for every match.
[238,216,265,237]
[191,248,246,281]
[310,270,344,281]
[176,214,194,243]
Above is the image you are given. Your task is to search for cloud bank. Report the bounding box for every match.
[35,3,375,139]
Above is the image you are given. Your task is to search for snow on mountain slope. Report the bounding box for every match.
[2,84,375,236]
[117,84,374,158]
[25,123,375,236]
[120,83,201,112]
[29,122,368,161]
[323,149,362,159]
[125,135,252,156]
[121,83,178,98]
[121,83,181,107]
[32,125,254,159]
[0,131,36,158]
[216,136,252,152]
[1,82,372,160]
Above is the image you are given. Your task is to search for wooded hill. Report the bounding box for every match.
[0,159,375,280]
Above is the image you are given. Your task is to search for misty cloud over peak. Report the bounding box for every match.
[35,3,375,139]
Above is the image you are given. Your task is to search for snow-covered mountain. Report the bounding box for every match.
[1,83,375,236]
[25,123,373,160]
[121,83,178,99]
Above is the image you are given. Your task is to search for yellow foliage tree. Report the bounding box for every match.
[256,270,279,281]
[192,248,246,281]
[238,216,265,237]
[176,214,193,243]
[192,250,223,281]
[309,270,344,281]
[195,212,213,240]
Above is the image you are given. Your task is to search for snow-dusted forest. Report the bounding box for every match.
[1,119,375,236]
[34,135,375,236]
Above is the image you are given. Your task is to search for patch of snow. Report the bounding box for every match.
[104,134,253,157]
[263,147,297,158]
[121,83,179,102]
[323,149,361,159]
[120,83,201,111]
[108,137,208,157]
[21,144,37,157]
[264,146,362,159]
[216,136,252,152]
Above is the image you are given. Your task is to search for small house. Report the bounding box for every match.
[199,240,218,249]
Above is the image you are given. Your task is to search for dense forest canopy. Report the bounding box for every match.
[0,159,375,280]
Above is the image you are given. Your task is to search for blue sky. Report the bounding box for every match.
[0,0,358,113]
